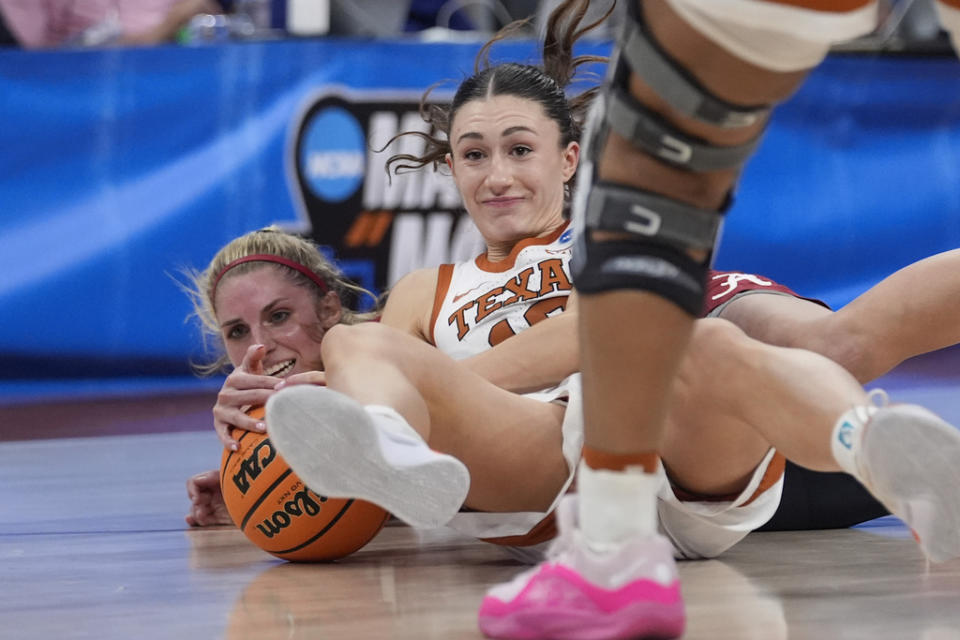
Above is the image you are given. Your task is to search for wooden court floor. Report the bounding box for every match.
[2,388,960,640]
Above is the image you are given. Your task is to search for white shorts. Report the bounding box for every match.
[658,448,784,559]
[483,446,784,564]
[447,373,783,562]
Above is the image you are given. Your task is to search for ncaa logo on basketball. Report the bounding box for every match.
[298,105,366,202]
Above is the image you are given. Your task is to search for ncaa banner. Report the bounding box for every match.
[287,91,486,294]
[0,40,958,390]
[0,38,592,383]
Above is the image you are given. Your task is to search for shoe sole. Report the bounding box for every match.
[862,404,960,563]
[266,385,469,529]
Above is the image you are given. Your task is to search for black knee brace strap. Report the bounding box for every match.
[571,179,723,315]
[572,234,708,317]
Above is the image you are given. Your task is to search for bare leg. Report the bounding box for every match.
[719,249,960,383]
[658,318,960,565]
[581,2,812,458]
[662,319,866,498]
[318,323,570,514]
[713,250,960,532]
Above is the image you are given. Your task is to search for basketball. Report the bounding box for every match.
[219,406,390,562]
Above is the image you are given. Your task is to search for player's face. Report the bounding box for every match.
[214,266,339,376]
[446,94,579,247]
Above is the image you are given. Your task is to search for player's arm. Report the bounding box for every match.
[379,267,440,342]
[463,290,580,394]
[721,249,960,383]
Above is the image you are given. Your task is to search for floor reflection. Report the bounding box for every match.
[682,559,787,640]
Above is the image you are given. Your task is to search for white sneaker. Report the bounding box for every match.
[847,391,960,563]
[478,496,685,639]
[265,385,470,529]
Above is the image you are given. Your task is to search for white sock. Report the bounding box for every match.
[364,405,439,468]
[577,460,662,550]
[365,404,422,439]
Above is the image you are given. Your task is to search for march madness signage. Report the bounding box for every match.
[287,90,485,302]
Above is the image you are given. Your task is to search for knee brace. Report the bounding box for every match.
[573,1,877,314]
[571,2,766,315]
[571,180,720,315]
[606,4,770,165]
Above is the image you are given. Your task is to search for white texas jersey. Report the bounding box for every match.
[429,222,574,360]
[428,221,582,544]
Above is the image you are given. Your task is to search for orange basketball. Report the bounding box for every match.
[220,406,390,562]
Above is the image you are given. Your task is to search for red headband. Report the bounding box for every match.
[211,254,329,300]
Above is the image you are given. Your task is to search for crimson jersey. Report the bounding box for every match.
[703,270,827,316]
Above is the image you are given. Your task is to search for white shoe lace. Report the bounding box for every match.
[851,388,890,424]
[866,388,889,409]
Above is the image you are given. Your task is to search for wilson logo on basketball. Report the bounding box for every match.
[255,487,327,538]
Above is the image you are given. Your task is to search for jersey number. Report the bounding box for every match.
[488,297,567,347]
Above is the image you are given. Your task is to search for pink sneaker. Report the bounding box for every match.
[478,496,684,640]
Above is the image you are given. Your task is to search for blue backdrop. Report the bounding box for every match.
[1,39,958,400]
